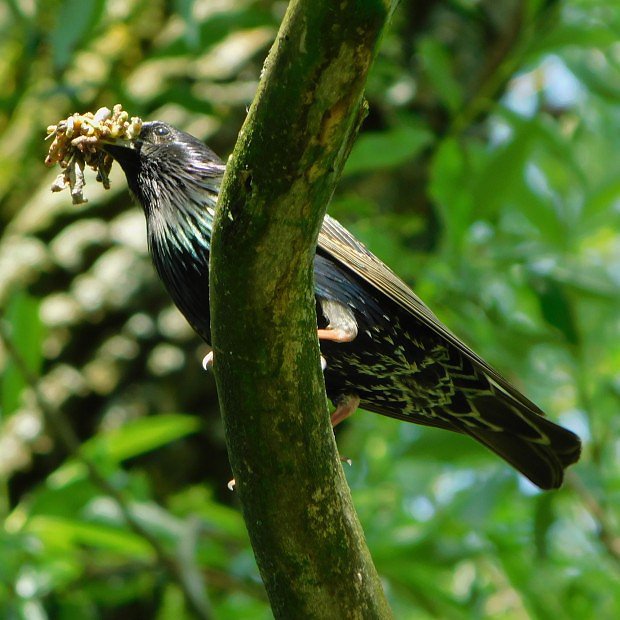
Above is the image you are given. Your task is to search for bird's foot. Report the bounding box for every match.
[202,350,214,371]
[317,299,358,342]
[321,355,327,371]
[227,478,235,491]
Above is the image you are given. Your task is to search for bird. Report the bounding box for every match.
[103,120,581,490]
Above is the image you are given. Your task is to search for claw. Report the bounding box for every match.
[202,350,214,371]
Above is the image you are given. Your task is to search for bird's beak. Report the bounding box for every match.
[101,135,137,150]
[101,136,140,167]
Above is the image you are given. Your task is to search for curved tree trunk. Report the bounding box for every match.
[209,0,396,617]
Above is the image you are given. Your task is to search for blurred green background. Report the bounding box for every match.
[1,0,619,618]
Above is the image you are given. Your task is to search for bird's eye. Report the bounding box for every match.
[153,125,170,138]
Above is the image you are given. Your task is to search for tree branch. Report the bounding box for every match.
[210,0,394,616]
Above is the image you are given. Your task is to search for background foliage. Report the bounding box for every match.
[0,0,619,618]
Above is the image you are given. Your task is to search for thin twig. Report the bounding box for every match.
[566,471,620,568]
[0,314,213,620]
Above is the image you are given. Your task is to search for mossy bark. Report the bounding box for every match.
[210,1,395,617]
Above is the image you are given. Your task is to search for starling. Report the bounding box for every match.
[104,121,580,490]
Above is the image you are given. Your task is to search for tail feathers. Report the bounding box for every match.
[453,393,581,490]
[461,424,578,489]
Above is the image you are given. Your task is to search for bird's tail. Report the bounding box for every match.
[451,390,581,489]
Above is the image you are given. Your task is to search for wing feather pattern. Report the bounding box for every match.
[318,215,581,488]
[319,215,543,417]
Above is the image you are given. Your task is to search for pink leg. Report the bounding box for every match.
[331,395,360,465]
[331,394,360,427]
[317,328,357,343]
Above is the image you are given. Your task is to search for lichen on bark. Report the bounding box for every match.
[210,1,395,617]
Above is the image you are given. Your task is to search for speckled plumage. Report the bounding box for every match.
[105,121,581,490]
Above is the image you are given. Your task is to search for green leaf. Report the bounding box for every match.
[530,277,580,345]
[429,137,473,252]
[1,292,45,418]
[527,25,618,56]
[27,515,154,559]
[565,56,620,102]
[343,124,433,176]
[174,0,200,50]
[418,37,464,114]
[83,414,201,463]
[49,0,106,71]
[471,118,535,220]
[49,415,201,487]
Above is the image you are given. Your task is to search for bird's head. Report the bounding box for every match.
[103,122,224,342]
[103,121,225,219]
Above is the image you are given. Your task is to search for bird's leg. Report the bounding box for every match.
[331,394,360,465]
[317,300,359,459]
[331,394,360,427]
[203,349,235,487]
[317,327,357,342]
[317,298,358,343]
[214,330,344,491]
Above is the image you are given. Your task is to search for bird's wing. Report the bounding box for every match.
[317,214,544,416]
